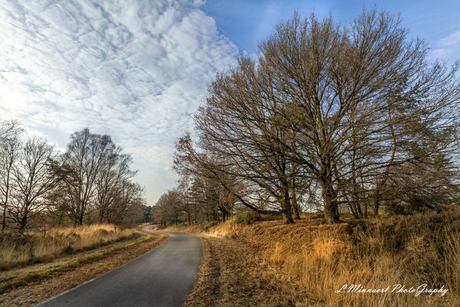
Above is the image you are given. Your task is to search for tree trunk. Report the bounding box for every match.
[373,108,397,218]
[292,203,300,219]
[291,187,301,219]
[281,187,294,224]
[281,180,294,224]
[289,173,301,219]
[374,191,380,217]
[282,212,294,224]
[18,210,28,233]
[1,203,7,233]
[322,178,341,224]
[78,212,84,226]
[58,211,64,225]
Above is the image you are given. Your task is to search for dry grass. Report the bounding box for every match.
[0,224,139,270]
[183,235,298,306]
[0,232,169,306]
[165,206,460,307]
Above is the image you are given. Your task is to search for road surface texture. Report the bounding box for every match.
[35,227,202,307]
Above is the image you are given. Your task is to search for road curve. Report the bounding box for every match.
[35,227,202,307]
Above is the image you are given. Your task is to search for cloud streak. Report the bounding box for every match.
[0,0,237,204]
[433,29,460,62]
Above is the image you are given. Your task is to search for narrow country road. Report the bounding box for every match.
[35,226,202,307]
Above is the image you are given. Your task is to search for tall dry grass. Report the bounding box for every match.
[171,206,460,306]
[0,224,139,270]
[277,207,460,306]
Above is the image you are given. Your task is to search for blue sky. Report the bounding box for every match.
[0,0,459,206]
[202,0,460,61]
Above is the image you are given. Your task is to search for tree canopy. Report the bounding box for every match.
[173,8,460,224]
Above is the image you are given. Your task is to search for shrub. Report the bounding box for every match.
[233,211,261,225]
[62,238,75,254]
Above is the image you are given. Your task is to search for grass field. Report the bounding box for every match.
[0,224,140,270]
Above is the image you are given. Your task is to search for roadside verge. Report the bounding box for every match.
[0,231,169,307]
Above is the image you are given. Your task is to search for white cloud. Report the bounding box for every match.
[0,0,238,204]
[432,29,460,62]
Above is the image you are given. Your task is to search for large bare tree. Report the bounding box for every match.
[59,128,118,225]
[183,8,460,224]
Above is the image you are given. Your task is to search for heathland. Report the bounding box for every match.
[162,206,460,307]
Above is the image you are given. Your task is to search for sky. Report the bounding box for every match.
[0,0,459,206]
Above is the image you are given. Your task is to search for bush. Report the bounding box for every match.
[233,211,261,225]
[62,238,75,254]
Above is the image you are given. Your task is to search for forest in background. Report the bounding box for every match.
[0,121,150,233]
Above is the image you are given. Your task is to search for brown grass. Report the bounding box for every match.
[164,206,460,306]
[0,224,138,270]
[0,232,169,306]
[183,235,297,306]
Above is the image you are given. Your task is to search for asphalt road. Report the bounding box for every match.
[35,227,202,307]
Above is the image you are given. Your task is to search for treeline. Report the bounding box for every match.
[0,121,147,232]
[157,8,460,225]
[154,172,238,226]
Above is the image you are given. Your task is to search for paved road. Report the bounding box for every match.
[35,227,202,307]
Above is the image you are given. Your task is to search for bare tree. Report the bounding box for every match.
[9,138,58,232]
[0,120,20,139]
[95,152,138,224]
[0,120,22,232]
[173,135,295,221]
[108,181,145,225]
[154,189,183,226]
[60,128,117,225]
[49,128,144,226]
[176,174,195,225]
[191,8,460,224]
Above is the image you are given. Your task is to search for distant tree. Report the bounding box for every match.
[154,189,183,226]
[0,120,20,140]
[176,174,196,225]
[49,128,144,226]
[173,134,299,223]
[108,181,145,225]
[142,205,154,223]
